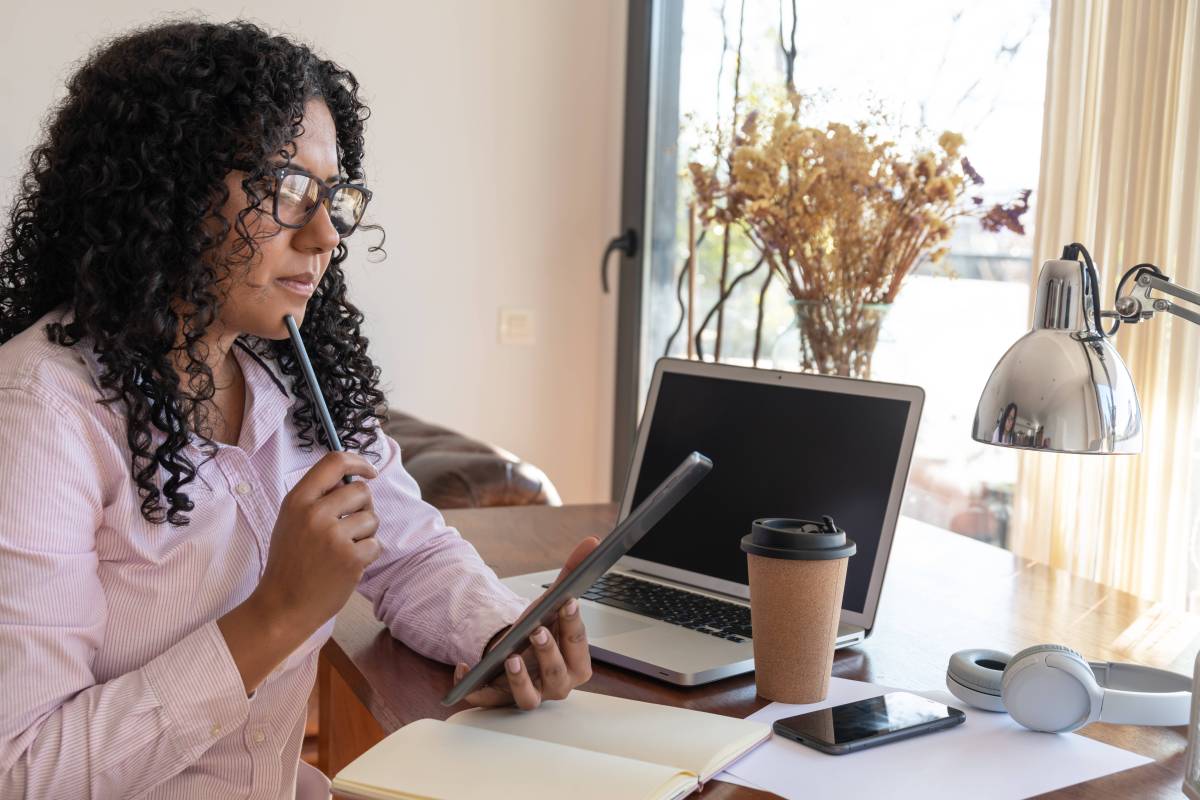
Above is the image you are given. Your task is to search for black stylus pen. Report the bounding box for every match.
[283,314,353,485]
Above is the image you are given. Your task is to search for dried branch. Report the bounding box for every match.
[664,229,708,357]
[751,264,774,366]
[778,0,798,95]
[695,253,766,361]
[713,0,747,360]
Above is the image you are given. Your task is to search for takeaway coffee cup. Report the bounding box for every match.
[740,516,856,703]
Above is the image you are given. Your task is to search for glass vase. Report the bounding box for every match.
[769,299,893,379]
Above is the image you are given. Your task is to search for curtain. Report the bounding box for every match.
[1013,0,1200,608]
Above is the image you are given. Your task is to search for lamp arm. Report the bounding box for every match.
[1115,273,1200,329]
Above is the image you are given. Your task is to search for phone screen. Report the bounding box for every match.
[774,692,964,748]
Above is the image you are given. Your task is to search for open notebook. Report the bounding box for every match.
[330,690,772,800]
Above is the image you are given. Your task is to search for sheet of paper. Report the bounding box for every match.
[712,771,764,791]
[723,677,1155,800]
[713,678,894,792]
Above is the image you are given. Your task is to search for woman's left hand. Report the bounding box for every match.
[452,536,599,710]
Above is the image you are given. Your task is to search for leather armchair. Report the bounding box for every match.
[381,409,561,509]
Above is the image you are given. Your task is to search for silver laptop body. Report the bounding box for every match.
[503,357,925,686]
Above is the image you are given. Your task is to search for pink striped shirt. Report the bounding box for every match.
[0,304,529,798]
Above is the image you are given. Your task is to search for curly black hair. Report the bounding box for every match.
[0,18,389,525]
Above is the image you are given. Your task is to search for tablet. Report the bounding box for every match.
[441,451,713,706]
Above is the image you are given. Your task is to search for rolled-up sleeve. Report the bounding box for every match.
[0,384,250,797]
[355,424,528,666]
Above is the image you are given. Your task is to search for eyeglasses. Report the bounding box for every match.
[235,162,373,238]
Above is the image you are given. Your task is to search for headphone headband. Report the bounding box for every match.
[1091,661,1192,726]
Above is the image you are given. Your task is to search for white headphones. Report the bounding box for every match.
[946,644,1192,733]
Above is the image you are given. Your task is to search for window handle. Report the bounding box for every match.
[601,229,639,293]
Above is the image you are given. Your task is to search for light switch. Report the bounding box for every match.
[498,307,535,345]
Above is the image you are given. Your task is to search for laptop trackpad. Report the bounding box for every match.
[580,603,654,638]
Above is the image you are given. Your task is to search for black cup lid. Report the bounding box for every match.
[740,516,856,561]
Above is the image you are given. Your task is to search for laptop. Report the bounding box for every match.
[503,357,925,686]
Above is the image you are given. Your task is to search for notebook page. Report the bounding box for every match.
[447,690,771,782]
[330,718,697,800]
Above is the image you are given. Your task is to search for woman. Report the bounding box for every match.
[0,19,596,799]
[993,402,1018,445]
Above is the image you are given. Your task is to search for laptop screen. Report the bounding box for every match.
[624,369,913,614]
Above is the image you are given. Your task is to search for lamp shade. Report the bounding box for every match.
[972,259,1142,454]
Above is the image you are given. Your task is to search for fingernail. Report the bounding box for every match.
[454,662,465,679]
[562,598,579,616]
[531,627,549,645]
[506,655,522,673]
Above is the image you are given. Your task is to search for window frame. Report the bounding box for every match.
[611,0,683,501]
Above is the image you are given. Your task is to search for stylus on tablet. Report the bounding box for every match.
[442,451,713,706]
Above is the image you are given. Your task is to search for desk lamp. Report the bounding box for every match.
[971,241,1200,795]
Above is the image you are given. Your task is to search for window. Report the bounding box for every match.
[625,0,1051,547]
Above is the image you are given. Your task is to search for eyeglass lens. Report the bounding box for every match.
[276,172,368,236]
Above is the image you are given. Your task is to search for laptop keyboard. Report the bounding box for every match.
[543,572,752,643]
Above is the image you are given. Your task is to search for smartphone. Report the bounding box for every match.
[773,692,965,755]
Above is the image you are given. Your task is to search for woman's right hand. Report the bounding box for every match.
[254,451,382,635]
[218,451,382,695]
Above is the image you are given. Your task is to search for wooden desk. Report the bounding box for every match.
[318,504,1200,799]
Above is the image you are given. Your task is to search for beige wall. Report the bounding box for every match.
[0,1,626,503]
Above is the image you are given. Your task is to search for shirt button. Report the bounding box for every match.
[235,482,252,495]
[210,724,222,736]
[252,729,266,743]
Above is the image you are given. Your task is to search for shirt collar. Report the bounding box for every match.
[227,338,295,456]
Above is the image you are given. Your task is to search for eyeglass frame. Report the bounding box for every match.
[230,160,373,238]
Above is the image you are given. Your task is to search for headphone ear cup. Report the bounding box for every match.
[1002,644,1100,733]
[946,649,1011,712]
